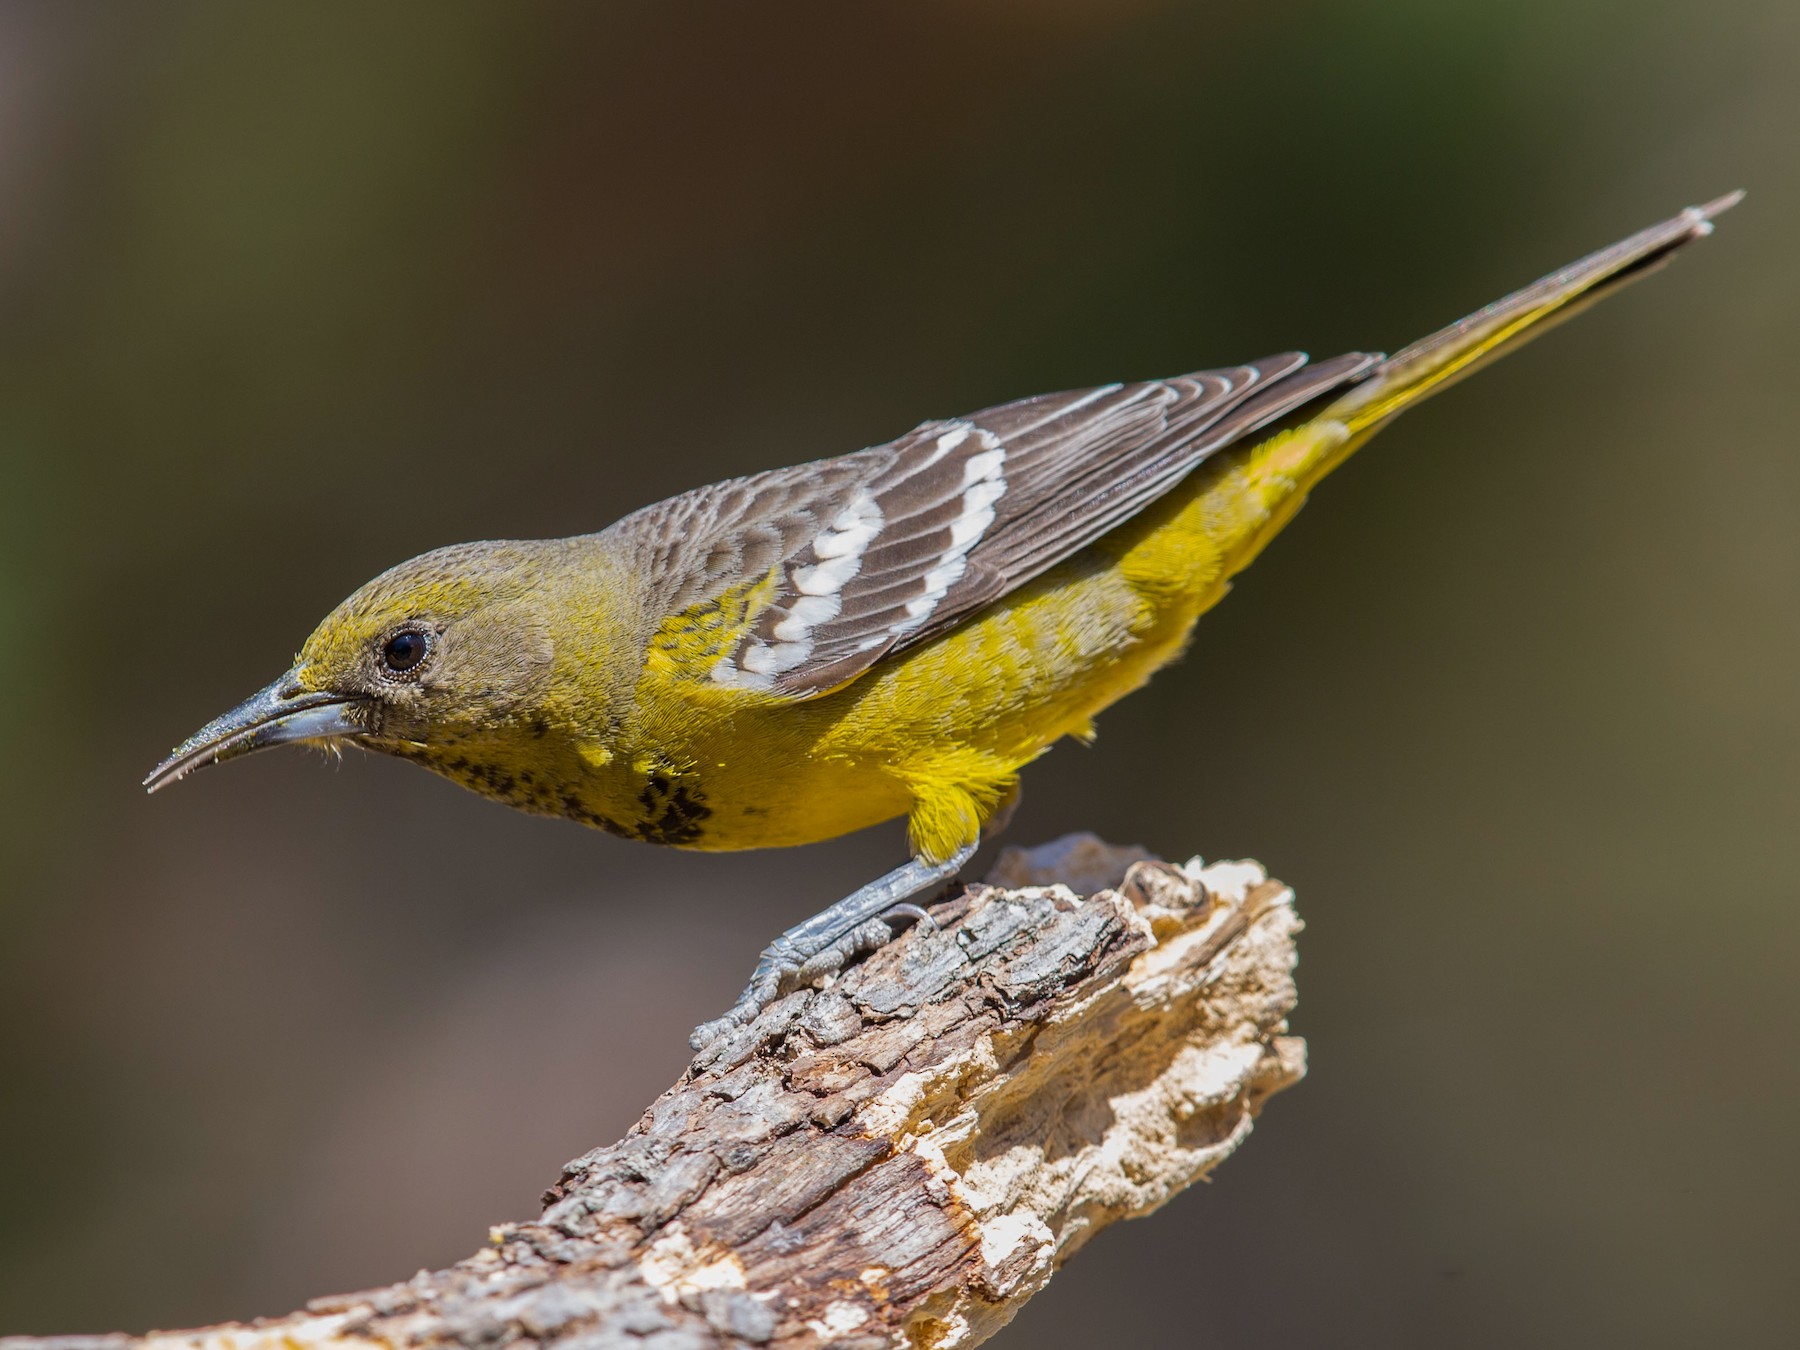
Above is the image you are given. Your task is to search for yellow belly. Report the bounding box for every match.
[604,416,1356,861]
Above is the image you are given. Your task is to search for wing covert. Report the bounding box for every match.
[620,351,1378,698]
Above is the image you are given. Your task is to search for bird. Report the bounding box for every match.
[147,194,1738,1048]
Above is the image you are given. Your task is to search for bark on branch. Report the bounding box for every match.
[6,835,1305,1350]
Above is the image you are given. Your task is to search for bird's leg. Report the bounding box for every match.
[690,842,978,1050]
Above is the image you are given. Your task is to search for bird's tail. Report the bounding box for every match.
[1323,191,1742,437]
[1198,194,1739,586]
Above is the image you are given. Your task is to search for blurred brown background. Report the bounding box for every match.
[1,1,1795,1345]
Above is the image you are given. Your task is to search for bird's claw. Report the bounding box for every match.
[687,907,933,1052]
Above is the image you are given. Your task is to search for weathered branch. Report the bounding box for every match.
[5,835,1304,1350]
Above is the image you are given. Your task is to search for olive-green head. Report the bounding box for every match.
[146,541,558,792]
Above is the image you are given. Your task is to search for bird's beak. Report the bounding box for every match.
[144,672,367,793]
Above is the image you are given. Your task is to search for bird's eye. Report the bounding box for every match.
[381,629,431,676]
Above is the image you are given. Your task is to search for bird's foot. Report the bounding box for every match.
[688,847,971,1052]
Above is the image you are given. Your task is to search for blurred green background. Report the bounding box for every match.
[1,1,1795,1345]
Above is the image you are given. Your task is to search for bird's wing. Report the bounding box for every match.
[622,351,1378,698]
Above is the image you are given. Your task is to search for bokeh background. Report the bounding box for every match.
[2,2,1795,1345]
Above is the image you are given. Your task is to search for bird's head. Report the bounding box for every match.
[146,541,558,793]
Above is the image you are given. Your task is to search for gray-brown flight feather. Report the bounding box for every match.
[612,351,1379,697]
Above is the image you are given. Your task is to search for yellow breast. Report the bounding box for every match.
[562,417,1353,861]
